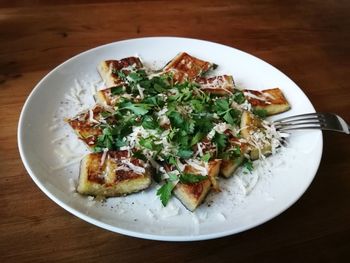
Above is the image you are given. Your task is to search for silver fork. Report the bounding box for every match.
[273,112,350,134]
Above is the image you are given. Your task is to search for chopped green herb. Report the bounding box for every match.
[243,159,254,172]
[253,109,268,119]
[177,149,193,159]
[213,132,228,150]
[119,102,151,116]
[111,86,124,95]
[156,182,175,206]
[132,151,147,162]
[201,152,211,162]
[142,115,159,130]
[139,137,160,151]
[179,173,208,184]
[190,131,204,146]
[167,111,184,128]
[233,91,246,104]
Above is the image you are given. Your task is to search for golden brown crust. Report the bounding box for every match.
[97,57,143,88]
[197,75,235,95]
[173,178,212,212]
[77,151,152,197]
[240,111,272,160]
[172,159,221,211]
[164,52,213,83]
[244,88,290,115]
[66,105,106,148]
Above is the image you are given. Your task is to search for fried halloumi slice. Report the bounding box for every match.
[65,105,111,149]
[163,52,214,83]
[244,88,290,116]
[240,111,272,160]
[220,157,244,178]
[173,159,221,211]
[94,86,127,106]
[196,75,235,95]
[97,57,143,88]
[77,151,152,197]
[220,137,249,178]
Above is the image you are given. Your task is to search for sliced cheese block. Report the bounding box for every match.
[163,52,214,83]
[244,88,290,116]
[77,151,152,197]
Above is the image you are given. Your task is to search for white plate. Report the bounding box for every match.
[18,37,322,241]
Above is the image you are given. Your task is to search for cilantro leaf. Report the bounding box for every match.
[119,102,151,116]
[223,109,241,125]
[132,150,147,162]
[213,132,228,150]
[177,149,193,159]
[115,138,127,147]
[156,182,175,206]
[223,111,235,125]
[111,69,126,79]
[128,72,144,82]
[142,115,159,129]
[111,86,124,95]
[167,111,184,127]
[215,98,229,112]
[168,173,179,181]
[201,152,211,162]
[183,118,195,134]
[139,137,155,151]
[219,146,241,160]
[231,146,241,157]
[253,109,268,119]
[233,90,246,104]
[194,116,214,133]
[179,173,208,184]
[190,99,204,112]
[243,159,254,172]
[167,156,177,166]
[190,131,204,146]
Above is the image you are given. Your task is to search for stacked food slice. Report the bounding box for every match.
[66,52,290,211]
[78,151,152,196]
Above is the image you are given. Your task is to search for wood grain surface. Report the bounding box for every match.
[0,1,349,262]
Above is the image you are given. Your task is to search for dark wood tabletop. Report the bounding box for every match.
[1,0,349,262]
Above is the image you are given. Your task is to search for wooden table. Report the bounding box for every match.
[1,1,349,262]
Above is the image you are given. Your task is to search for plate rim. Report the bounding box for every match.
[17,36,323,241]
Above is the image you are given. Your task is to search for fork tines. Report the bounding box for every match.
[274,112,350,134]
[274,113,324,131]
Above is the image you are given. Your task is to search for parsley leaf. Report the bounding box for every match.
[213,132,228,150]
[177,149,193,159]
[132,150,147,162]
[142,115,159,129]
[190,131,204,146]
[119,102,151,116]
[233,90,246,104]
[223,111,235,125]
[219,146,241,160]
[179,173,208,184]
[128,72,144,82]
[167,156,177,166]
[190,99,204,112]
[156,182,175,206]
[253,109,268,119]
[167,111,184,127]
[243,159,254,172]
[139,137,160,151]
[223,109,241,125]
[215,98,230,112]
[111,86,124,95]
[201,152,211,162]
[183,118,195,134]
